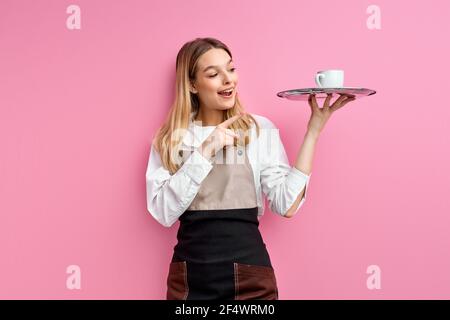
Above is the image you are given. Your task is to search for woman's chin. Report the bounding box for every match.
[223,104,235,110]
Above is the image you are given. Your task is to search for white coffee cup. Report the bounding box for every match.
[315,69,344,88]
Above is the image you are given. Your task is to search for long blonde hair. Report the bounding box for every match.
[152,37,260,174]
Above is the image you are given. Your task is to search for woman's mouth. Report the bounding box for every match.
[217,88,234,99]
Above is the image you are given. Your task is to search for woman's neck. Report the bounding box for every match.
[194,109,224,126]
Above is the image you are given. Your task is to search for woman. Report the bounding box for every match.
[145,37,356,300]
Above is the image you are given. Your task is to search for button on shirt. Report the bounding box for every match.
[145,113,312,227]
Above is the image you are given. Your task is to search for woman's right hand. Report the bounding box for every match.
[199,113,245,160]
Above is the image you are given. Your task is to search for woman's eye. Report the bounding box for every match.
[208,68,236,78]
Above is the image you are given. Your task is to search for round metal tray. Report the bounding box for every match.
[277,87,376,101]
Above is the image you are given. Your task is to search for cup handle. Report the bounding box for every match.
[315,74,324,88]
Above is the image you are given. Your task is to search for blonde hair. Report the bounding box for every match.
[152,37,260,174]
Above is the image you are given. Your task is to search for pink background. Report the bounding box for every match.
[1,0,449,299]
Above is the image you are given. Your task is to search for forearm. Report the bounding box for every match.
[284,129,319,217]
[294,129,319,175]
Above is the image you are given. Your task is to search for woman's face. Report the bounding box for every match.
[191,48,238,112]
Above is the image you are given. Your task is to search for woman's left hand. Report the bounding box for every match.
[306,93,356,136]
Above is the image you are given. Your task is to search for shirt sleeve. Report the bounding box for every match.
[145,145,213,227]
[258,120,311,217]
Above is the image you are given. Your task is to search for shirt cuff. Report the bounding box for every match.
[286,167,311,199]
[179,149,213,185]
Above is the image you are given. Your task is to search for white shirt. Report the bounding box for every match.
[145,113,311,227]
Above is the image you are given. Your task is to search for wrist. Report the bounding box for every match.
[305,129,320,140]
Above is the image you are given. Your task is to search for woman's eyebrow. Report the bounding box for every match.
[203,59,233,73]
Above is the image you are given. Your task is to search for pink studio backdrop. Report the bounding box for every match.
[1,0,449,299]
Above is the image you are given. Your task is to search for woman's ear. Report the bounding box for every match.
[189,81,198,94]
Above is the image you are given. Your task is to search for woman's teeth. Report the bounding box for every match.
[218,89,233,96]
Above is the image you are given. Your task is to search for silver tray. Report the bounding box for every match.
[276,87,376,101]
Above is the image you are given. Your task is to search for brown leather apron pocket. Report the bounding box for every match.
[166,261,189,300]
[233,262,278,300]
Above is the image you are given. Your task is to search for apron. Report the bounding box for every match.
[166,145,278,300]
